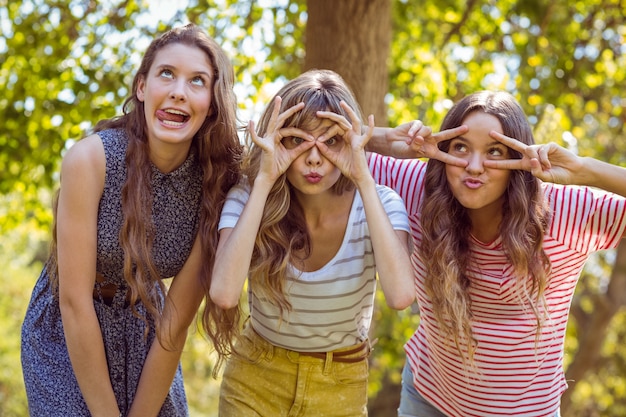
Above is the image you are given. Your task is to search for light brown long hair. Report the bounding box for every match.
[244,69,360,316]
[420,91,551,362]
[47,24,242,359]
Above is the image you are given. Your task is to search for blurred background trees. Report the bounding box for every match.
[1,0,625,415]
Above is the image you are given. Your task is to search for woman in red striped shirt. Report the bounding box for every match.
[357,91,626,417]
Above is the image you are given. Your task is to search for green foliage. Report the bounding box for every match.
[180,324,221,417]
[184,0,307,119]
[388,0,626,169]
[1,0,163,229]
[0,202,49,416]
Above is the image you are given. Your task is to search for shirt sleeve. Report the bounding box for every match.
[376,184,410,233]
[367,152,427,216]
[546,182,626,253]
[218,180,251,231]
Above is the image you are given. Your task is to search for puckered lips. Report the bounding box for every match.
[305,172,322,184]
[156,109,190,127]
[462,177,484,189]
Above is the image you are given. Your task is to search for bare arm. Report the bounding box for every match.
[127,235,205,417]
[210,97,315,309]
[210,176,274,309]
[578,157,626,198]
[358,177,415,309]
[58,135,120,417]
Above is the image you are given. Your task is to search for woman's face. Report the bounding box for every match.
[283,118,344,197]
[444,111,511,216]
[137,43,213,148]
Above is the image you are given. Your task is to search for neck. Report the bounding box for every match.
[297,189,355,227]
[468,207,502,244]
[149,142,191,173]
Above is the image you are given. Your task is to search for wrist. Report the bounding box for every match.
[252,174,277,190]
[355,175,376,191]
[365,127,388,154]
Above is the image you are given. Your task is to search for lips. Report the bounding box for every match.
[305,173,322,183]
[463,178,483,189]
[156,109,189,126]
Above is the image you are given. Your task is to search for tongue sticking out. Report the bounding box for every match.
[156,110,187,123]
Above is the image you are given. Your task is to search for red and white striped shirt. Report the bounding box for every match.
[368,153,626,417]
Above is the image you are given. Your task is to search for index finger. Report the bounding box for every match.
[482,158,527,171]
[436,151,469,168]
[316,123,345,143]
[316,110,351,131]
[432,125,469,143]
[276,102,306,127]
[278,127,315,143]
[488,131,528,154]
[338,100,362,134]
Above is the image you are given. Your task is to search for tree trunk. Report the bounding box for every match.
[561,239,626,414]
[305,0,391,125]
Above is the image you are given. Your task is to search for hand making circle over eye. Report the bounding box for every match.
[250,96,315,183]
[315,101,375,185]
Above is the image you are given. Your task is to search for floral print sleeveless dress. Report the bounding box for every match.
[21,128,202,416]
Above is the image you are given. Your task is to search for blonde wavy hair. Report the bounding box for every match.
[47,25,243,364]
[243,69,361,317]
[420,91,551,363]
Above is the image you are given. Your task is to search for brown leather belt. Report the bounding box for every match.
[299,340,371,363]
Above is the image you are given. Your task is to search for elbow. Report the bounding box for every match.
[209,286,239,310]
[386,294,415,310]
[385,280,416,310]
[59,293,91,323]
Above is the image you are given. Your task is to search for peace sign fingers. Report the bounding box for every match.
[484,130,536,171]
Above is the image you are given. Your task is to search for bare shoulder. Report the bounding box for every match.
[62,134,105,170]
[60,134,106,191]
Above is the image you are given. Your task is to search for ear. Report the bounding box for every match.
[136,76,146,102]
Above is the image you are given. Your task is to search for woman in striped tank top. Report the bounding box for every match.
[209,69,415,416]
[363,91,626,417]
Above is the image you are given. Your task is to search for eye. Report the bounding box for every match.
[325,137,337,146]
[281,136,304,149]
[191,75,206,86]
[488,146,508,158]
[450,141,468,154]
[159,69,174,79]
[324,136,343,148]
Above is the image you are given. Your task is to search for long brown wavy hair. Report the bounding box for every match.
[420,91,551,363]
[47,24,242,359]
[242,69,360,320]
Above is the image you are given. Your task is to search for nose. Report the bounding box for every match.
[170,80,187,101]
[305,145,323,166]
[465,152,484,175]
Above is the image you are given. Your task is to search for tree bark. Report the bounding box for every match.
[305,0,392,125]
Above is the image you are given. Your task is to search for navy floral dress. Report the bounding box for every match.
[21,128,202,416]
